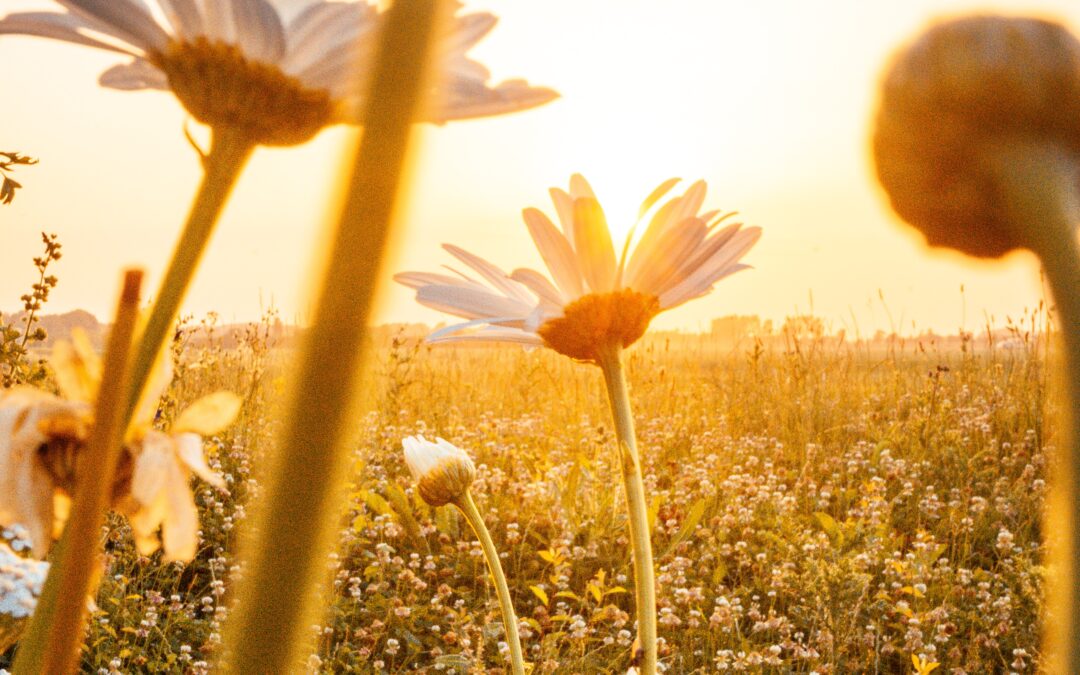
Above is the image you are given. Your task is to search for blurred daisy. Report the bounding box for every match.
[396,174,761,362]
[0,0,557,146]
[402,434,475,507]
[0,387,89,558]
[0,328,241,562]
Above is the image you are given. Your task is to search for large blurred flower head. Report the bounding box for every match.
[402,434,475,506]
[0,328,240,561]
[0,0,558,146]
[396,175,761,363]
[873,15,1080,258]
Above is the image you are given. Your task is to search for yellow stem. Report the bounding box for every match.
[454,491,526,675]
[986,140,1080,675]
[219,0,443,670]
[597,345,657,675]
[13,270,143,675]
[123,127,254,426]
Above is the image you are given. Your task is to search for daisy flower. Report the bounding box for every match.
[402,434,475,507]
[396,174,761,362]
[0,328,240,562]
[0,0,558,146]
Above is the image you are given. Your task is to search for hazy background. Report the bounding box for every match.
[2,0,1075,334]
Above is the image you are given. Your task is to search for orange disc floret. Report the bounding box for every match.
[151,38,334,147]
[538,289,660,362]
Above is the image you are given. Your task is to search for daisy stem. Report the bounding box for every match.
[122,127,254,426]
[597,345,657,675]
[454,491,526,675]
[220,0,442,671]
[13,270,142,675]
[987,140,1080,674]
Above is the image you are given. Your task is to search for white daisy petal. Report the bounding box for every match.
[657,227,762,309]
[572,197,618,293]
[99,58,169,90]
[416,285,531,322]
[626,217,708,296]
[174,433,224,488]
[443,244,534,304]
[228,0,286,63]
[0,12,140,56]
[510,267,565,308]
[569,174,596,200]
[393,271,486,291]
[160,461,198,562]
[56,0,169,52]
[200,0,236,43]
[549,187,576,243]
[521,207,583,300]
[158,0,203,40]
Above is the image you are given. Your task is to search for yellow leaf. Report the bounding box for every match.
[173,391,242,435]
[587,583,602,603]
[529,585,549,606]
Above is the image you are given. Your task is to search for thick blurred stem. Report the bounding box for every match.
[13,270,142,675]
[454,491,525,675]
[219,0,441,671]
[123,128,254,424]
[989,140,1080,675]
[597,345,657,675]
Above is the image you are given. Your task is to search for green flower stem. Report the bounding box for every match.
[13,270,143,675]
[454,491,525,675]
[219,0,441,671]
[597,345,657,675]
[988,140,1080,674]
[123,127,254,425]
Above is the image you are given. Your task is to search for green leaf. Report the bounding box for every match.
[660,498,708,558]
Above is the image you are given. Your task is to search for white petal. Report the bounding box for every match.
[626,217,707,296]
[510,268,564,308]
[441,11,496,54]
[0,12,140,56]
[549,188,576,244]
[130,433,173,506]
[572,197,617,293]
[521,207,584,301]
[99,58,168,90]
[174,433,225,488]
[427,325,544,346]
[428,79,558,124]
[415,285,531,322]
[393,271,486,291]
[200,0,236,43]
[160,461,198,562]
[657,227,761,309]
[159,0,203,40]
[442,244,534,305]
[637,177,681,220]
[56,0,169,52]
[228,0,285,64]
[569,174,596,200]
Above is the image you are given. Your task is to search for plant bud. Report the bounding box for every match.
[402,435,476,507]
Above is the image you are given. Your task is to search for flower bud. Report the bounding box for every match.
[873,15,1080,258]
[402,436,476,507]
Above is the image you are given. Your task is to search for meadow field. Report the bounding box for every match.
[0,313,1049,674]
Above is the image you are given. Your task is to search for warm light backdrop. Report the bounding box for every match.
[2,0,1076,334]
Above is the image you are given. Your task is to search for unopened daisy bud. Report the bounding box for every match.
[402,436,476,507]
[873,15,1080,258]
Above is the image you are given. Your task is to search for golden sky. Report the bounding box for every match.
[1,0,1076,334]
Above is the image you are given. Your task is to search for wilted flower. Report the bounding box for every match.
[0,539,49,652]
[402,435,476,507]
[397,174,761,362]
[873,15,1080,258]
[0,0,557,146]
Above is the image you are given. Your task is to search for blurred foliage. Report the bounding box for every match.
[0,151,37,205]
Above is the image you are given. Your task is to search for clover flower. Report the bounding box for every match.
[397,174,760,362]
[0,0,557,146]
[0,540,49,652]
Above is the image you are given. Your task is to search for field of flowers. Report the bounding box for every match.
[0,314,1048,674]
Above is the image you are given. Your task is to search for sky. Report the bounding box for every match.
[0,0,1076,335]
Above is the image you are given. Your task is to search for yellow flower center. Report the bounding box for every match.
[538,289,660,362]
[150,38,334,146]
